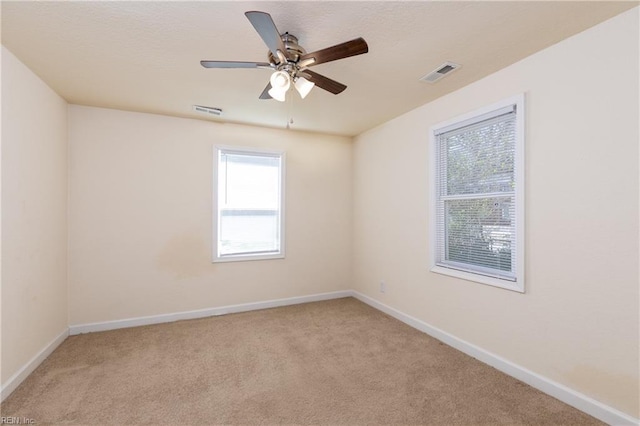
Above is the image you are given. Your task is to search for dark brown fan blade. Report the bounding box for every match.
[301,70,347,95]
[245,11,287,59]
[259,82,272,99]
[299,38,368,67]
[200,61,272,69]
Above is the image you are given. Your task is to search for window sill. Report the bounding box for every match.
[430,265,524,293]
[213,252,285,263]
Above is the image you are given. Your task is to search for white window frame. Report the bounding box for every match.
[429,94,525,292]
[213,145,285,263]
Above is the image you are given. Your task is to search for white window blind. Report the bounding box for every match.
[432,96,524,290]
[215,148,284,261]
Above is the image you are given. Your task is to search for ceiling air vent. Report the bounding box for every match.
[420,62,461,84]
[192,105,223,116]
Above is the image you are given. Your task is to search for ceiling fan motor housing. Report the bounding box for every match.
[268,33,306,65]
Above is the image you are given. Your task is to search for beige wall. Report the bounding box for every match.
[68,106,352,325]
[1,46,69,384]
[2,6,638,420]
[353,8,639,418]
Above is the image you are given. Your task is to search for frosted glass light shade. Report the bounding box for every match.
[294,77,315,99]
[268,87,286,102]
[268,71,290,102]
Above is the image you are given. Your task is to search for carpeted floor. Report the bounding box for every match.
[1,297,601,425]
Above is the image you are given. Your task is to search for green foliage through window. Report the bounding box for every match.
[434,105,518,281]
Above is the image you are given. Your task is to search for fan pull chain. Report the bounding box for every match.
[286,86,294,129]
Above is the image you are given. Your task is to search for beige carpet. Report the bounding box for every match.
[1,298,601,425]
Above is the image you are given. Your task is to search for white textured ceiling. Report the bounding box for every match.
[1,1,636,136]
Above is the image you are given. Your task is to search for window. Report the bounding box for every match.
[430,95,525,292]
[214,147,285,262]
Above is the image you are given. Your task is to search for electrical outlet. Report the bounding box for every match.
[379,281,386,293]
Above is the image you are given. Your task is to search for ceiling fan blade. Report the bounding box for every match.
[259,82,273,99]
[245,11,287,60]
[301,70,347,95]
[299,38,368,67]
[201,61,272,69]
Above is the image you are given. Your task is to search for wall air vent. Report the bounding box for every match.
[420,62,461,84]
[192,105,223,116]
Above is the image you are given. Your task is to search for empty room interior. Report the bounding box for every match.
[1,1,639,425]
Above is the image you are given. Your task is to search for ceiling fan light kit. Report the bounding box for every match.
[268,70,290,101]
[201,11,368,102]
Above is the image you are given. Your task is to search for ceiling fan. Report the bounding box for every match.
[201,11,368,102]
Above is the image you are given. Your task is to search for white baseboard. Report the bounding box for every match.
[5,291,638,425]
[2,291,350,402]
[69,290,352,335]
[351,291,639,426]
[1,328,69,402]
